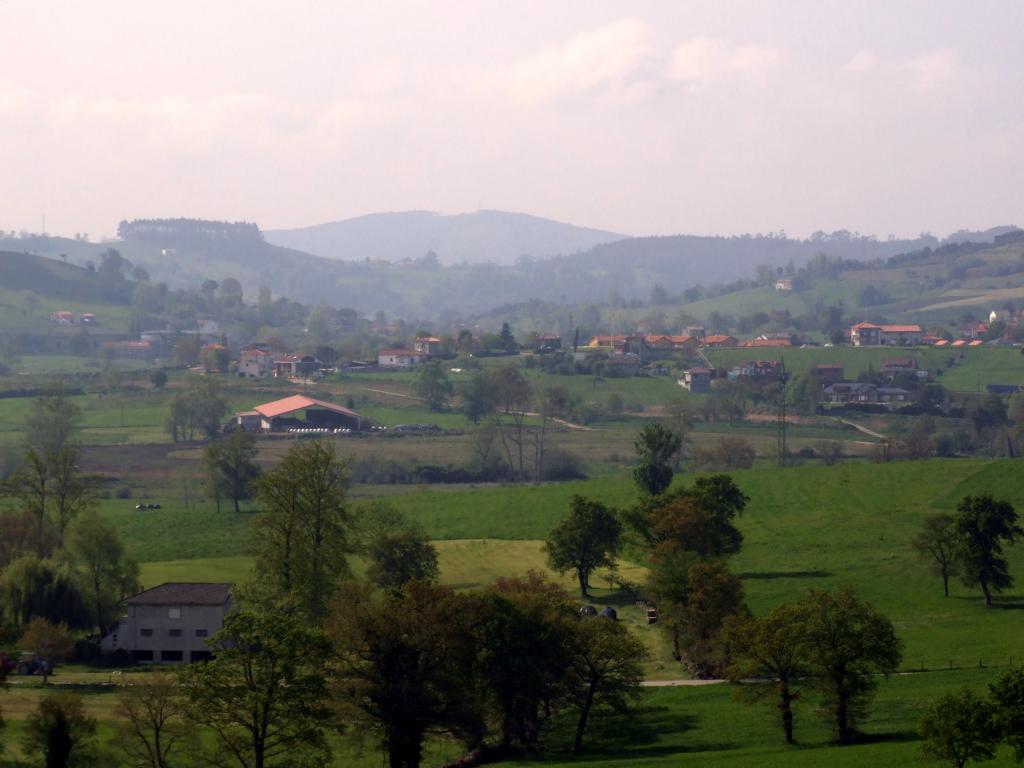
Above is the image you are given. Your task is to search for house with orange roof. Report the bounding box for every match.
[850,322,924,346]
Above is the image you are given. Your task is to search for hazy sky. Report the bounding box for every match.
[2,1,1021,240]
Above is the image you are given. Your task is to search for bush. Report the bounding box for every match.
[541,448,586,481]
[114,485,133,499]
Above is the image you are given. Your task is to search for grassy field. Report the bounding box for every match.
[97,457,1024,674]
[515,668,1020,767]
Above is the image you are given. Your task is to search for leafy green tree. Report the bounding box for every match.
[675,560,748,678]
[498,322,517,353]
[414,360,453,412]
[565,617,646,754]
[149,369,168,389]
[914,513,960,597]
[24,691,97,768]
[66,509,140,635]
[327,581,481,768]
[366,528,440,592]
[919,687,999,768]
[164,376,226,442]
[0,555,91,629]
[726,602,812,744]
[800,586,903,744]
[475,572,575,750]
[628,474,748,557]
[545,496,623,598]
[114,671,193,768]
[252,440,353,621]
[19,618,74,685]
[632,423,682,496]
[181,610,332,768]
[953,494,1022,606]
[203,432,261,513]
[460,371,497,423]
[989,668,1024,761]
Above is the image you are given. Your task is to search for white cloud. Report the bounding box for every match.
[500,18,659,103]
[670,37,781,86]
[845,49,877,73]
[906,48,961,91]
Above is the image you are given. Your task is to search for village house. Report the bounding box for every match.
[49,310,75,325]
[850,322,924,346]
[377,348,427,369]
[605,354,640,377]
[703,334,738,348]
[738,338,792,349]
[686,326,707,343]
[644,334,699,356]
[812,364,845,384]
[822,382,911,405]
[101,583,232,663]
[680,367,712,393]
[534,333,562,353]
[882,357,920,376]
[413,336,443,356]
[960,322,989,340]
[274,354,322,379]
[237,347,275,378]
[730,359,781,379]
[774,277,793,292]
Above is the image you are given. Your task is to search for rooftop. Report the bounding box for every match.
[125,582,232,606]
[253,394,360,420]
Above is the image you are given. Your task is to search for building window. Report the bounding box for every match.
[141,628,153,637]
[169,629,182,637]
[133,650,154,662]
[168,607,181,619]
[160,650,184,662]
[190,650,213,662]
[195,629,208,638]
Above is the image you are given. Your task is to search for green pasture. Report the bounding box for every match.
[99,457,1024,674]
[517,668,1018,767]
[2,665,1014,767]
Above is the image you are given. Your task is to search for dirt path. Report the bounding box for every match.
[642,678,726,687]
[839,419,886,440]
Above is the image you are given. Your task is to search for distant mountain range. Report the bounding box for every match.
[264,210,629,265]
[3,218,1019,322]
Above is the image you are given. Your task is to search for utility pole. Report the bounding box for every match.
[776,357,790,467]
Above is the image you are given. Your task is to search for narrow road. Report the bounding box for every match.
[642,678,726,687]
[839,419,886,440]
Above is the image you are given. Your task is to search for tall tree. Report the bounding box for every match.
[952,494,1021,606]
[114,671,193,768]
[564,618,646,754]
[414,361,453,412]
[633,423,681,496]
[365,527,440,592]
[475,573,575,750]
[203,432,261,513]
[24,692,97,768]
[545,496,623,598]
[800,586,903,744]
[913,513,960,597]
[181,610,332,768]
[675,560,748,678]
[252,440,352,621]
[18,618,74,685]
[327,581,481,768]
[66,509,140,635]
[989,668,1024,762]
[919,687,999,768]
[726,602,812,744]
[164,377,227,442]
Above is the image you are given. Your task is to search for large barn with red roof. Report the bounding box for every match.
[234,394,362,432]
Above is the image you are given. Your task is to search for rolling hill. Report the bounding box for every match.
[264,209,629,265]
